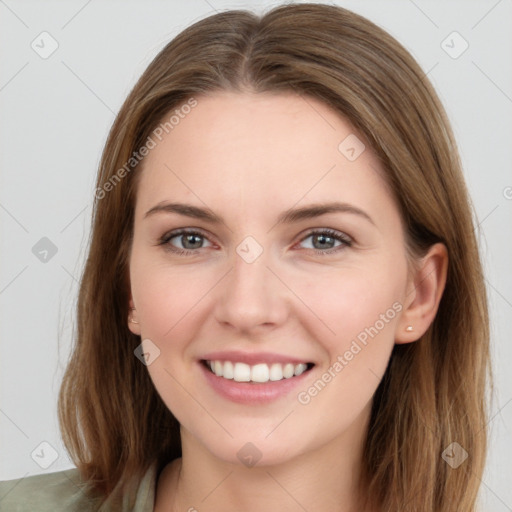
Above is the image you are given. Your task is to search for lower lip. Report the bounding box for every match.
[199,362,313,404]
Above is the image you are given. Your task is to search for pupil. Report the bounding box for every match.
[315,234,333,249]
[184,234,202,249]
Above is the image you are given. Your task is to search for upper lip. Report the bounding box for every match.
[201,350,314,366]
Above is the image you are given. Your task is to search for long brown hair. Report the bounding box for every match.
[58,4,491,510]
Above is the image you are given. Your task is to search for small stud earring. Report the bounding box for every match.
[406,325,413,332]
[130,307,139,324]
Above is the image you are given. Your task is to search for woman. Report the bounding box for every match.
[0,3,491,511]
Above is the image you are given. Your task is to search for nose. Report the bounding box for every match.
[213,240,290,335]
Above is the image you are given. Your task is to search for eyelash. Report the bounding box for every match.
[158,228,352,256]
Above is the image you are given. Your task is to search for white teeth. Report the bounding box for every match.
[251,363,269,383]
[283,363,295,379]
[223,361,234,379]
[269,363,283,381]
[206,360,311,383]
[233,362,251,382]
[214,360,223,377]
[294,363,307,376]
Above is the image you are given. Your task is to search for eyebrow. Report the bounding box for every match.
[144,201,375,227]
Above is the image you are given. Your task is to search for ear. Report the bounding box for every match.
[127,295,141,336]
[395,242,448,344]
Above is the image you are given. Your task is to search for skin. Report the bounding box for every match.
[127,91,448,512]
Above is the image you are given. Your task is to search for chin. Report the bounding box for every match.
[191,425,314,469]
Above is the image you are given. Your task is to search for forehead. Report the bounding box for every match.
[144,91,360,170]
[135,91,395,222]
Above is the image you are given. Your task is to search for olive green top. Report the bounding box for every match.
[0,464,157,512]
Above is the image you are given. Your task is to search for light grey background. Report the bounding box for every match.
[1,0,511,509]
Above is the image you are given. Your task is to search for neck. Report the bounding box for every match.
[155,409,373,512]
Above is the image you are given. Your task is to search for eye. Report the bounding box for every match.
[158,228,213,255]
[297,229,352,255]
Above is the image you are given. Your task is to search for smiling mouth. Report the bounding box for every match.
[201,359,315,383]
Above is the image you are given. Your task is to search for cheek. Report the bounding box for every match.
[130,251,210,339]
[129,258,211,416]
[289,264,404,411]
[290,263,405,352]
[290,272,402,439]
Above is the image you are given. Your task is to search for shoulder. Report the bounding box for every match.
[0,468,100,512]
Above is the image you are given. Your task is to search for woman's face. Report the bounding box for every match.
[128,91,413,467]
